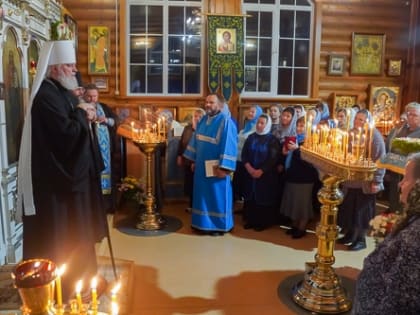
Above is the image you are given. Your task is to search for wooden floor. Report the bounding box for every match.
[97,199,377,315]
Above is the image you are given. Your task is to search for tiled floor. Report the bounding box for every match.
[100,200,376,315]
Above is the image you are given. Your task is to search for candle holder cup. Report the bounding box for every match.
[12,259,57,315]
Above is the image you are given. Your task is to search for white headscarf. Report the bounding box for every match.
[256,114,272,135]
[16,40,76,220]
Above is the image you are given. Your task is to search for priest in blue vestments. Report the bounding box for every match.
[183,93,238,236]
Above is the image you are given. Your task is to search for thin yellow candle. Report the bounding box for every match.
[345,108,351,130]
[91,277,98,312]
[130,121,134,140]
[111,282,121,303]
[368,121,374,162]
[162,117,166,138]
[55,265,66,310]
[111,301,119,315]
[356,135,360,161]
[75,280,83,311]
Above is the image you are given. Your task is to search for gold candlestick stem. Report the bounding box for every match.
[134,141,166,230]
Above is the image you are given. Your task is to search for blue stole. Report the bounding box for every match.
[96,104,112,194]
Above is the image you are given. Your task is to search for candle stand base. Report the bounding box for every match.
[293,262,351,314]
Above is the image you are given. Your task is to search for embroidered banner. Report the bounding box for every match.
[207,15,244,101]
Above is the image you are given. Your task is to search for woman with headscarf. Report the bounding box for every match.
[233,104,263,201]
[241,114,281,231]
[335,107,356,131]
[272,106,298,145]
[337,109,386,250]
[293,104,306,119]
[315,101,331,126]
[271,106,298,222]
[279,117,319,238]
[352,153,420,314]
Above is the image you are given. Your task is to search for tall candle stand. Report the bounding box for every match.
[133,141,166,230]
[292,146,376,314]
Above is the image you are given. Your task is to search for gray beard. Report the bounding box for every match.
[57,73,78,90]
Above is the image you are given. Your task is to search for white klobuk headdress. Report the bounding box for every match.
[16,40,76,220]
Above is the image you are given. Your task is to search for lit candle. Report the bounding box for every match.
[111,282,121,303]
[55,265,66,310]
[162,117,166,138]
[345,108,351,130]
[368,121,374,162]
[111,301,119,315]
[356,135,360,161]
[75,280,83,312]
[130,121,134,140]
[91,277,98,312]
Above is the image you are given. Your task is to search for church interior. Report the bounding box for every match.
[0,0,419,314]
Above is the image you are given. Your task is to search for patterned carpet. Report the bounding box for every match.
[0,256,134,314]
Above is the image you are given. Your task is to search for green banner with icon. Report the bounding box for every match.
[208,15,244,101]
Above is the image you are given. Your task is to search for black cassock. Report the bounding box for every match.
[22,78,107,298]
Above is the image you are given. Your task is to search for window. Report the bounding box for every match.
[127,0,203,95]
[243,0,313,97]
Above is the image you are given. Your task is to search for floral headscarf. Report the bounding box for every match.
[274,106,297,142]
[392,179,420,236]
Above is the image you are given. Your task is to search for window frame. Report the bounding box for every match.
[126,0,204,96]
[242,0,314,98]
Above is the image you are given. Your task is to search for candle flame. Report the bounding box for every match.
[76,280,83,293]
[91,277,98,289]
[111,282,121,294]
[57,264,66,276]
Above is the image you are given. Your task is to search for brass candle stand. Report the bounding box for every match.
[292,146,376,314]
[133,141,166,230]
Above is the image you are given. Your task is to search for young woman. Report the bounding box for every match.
[233,105,263,201]
[241,114,281,231]
[269,104,282,135]
[272,106,297,145]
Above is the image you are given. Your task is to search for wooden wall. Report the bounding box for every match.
[316,0,412,111]
[64,0,420,116]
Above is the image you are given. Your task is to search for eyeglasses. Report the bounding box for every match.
[406,111,420,117]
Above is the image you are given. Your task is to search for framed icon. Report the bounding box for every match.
[351,33,385,75]
[88,25,111,74]
[328,55,345,76]
[388,59,402,76]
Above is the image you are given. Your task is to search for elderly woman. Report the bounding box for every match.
[352,153,420,314]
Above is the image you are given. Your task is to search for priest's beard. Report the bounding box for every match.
[56,69,78,90]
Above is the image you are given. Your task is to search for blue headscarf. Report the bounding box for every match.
[243,105,263,133]
[318,102,330,121]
